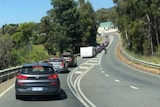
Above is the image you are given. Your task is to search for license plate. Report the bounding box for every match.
[32,87,43,91]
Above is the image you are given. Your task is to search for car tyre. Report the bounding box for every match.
[74,63,77,67]
[16,94,20,100]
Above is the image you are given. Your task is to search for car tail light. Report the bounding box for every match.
[69,57,72,61]
[48,74,58,79]
[61,61,65,66]
[51,82,58,85]
[17,74,28,80]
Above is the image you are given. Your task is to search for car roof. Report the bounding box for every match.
[49,58,64,61]
[61,53,73,56]
[23,62,52,67]
[49,57,63,59]
[61,52,73,55]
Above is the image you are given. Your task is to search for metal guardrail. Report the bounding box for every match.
[0,66,22,83]
[121,49,160,70]
[0,54,80,83]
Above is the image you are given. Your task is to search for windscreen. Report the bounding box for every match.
[61,54,71,57]
[49,58,62,62]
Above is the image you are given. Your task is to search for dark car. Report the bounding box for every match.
[15,62,61,100]
[48,58,69,73]
[61,52,77,67]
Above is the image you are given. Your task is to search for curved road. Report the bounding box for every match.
[80,33,160,107]
[1,32,160,107]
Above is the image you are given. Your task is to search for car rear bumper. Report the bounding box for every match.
[16,87,61,95]
[54,67,67,73]
[67,61,76,66]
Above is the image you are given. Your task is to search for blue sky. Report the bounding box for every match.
[0,0,115,27]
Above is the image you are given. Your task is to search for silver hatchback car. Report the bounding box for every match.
[15,62,61,100]
[48,58,69,73]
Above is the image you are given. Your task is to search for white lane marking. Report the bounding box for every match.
[76,65,96,107]
[130,86,139,90]
[100,68,102,70]
[114,79,120,82]
[84,63,95,65]
[75,71,83,74]
[101,71,104,73]
[91,58,99,60]
[105,74,109,77]
[0,84,14,98]
[80,66,88,69]
[88,60,98,63]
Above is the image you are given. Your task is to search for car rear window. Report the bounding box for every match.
[61,54,72,57]
[20,66,55,74]
[49,58,62,62]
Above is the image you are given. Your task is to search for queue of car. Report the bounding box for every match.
[15,52,78,100]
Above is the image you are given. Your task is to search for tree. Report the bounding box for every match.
[0,34,13,69]
[48,0,81,53]
[78,0,97,46]
[114,0,160,56]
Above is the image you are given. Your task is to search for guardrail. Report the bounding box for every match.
[121,49,160,70]
[0,54,80,83]
[0,66,22,83]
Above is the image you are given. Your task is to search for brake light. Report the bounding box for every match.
[48,74,58,79]
[69,57,72,61]
[17,74,28,80]
[61,61,65,66]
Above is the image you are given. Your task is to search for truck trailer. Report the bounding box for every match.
[80,46,96,58]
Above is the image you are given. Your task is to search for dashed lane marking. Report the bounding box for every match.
[75,71,83,74]
[79,66,89,69]
[105,74,109,77]
[114,79,120,82]
[130,86,139,90]
[88,60,98,63]
[101,71,104,73]
[84,63,96,65]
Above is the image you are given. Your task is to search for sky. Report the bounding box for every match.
[0,0,115,27]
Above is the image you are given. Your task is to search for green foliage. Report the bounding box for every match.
[94,7,118,25]
[27,45,48,62]
[78,0,97,46]
[18,45,48,63]
[115,0,160,56]
[0,0,98,69]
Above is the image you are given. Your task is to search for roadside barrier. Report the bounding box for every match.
[0,66,22,83]
[0,54,80,83]
[121,49,160,70]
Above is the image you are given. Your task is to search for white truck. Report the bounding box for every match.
[80,46,96,58]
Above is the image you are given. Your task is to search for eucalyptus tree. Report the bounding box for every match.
[114,0,160,56]
[78,0,97,46]
[17,22,36,46]
[47,0,81,54]
[0,34,13,69]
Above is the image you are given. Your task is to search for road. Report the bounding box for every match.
[1,32,160,107]
[0,58,89,107]
[80,33,160,107]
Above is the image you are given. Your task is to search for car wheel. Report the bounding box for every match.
[74,63,77,67]
[16,94,20,100]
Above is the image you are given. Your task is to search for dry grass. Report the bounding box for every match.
[116,36,160,75]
